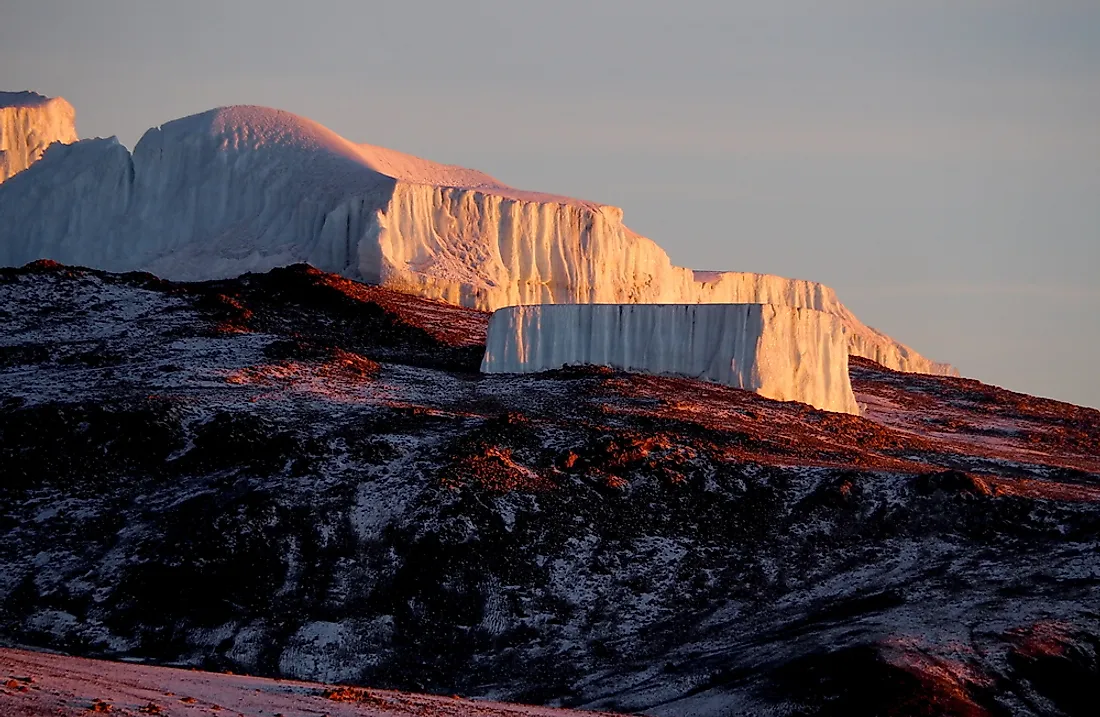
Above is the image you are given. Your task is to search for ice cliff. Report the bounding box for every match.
[0,101,954,376]
[482,303,860,415]
[0,91,78,183]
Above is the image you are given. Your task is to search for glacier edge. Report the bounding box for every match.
[0,102,956,377]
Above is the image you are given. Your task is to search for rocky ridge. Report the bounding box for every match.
[0,261,1096,716]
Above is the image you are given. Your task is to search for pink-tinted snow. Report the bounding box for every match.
[0,647,621,717]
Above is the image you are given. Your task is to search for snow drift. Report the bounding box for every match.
[481,303,860,415]
[0,100,954,376]
[0,91,77,183]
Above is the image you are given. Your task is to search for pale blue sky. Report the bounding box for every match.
[2,0,1098,407]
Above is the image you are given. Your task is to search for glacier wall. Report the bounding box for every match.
[0,102,955,377]
[0,138,134,269]
[482,303,860,415]
[0,92,78,183]
[370,184,681,307]
[366,185,954,375]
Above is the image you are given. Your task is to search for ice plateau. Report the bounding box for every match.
[0,91,78,183]
[481,303,861,415]
[0,100,954,376]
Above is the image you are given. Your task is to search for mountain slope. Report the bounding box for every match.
[1,262,1096,716]
[0,647,618,717]
[0,100,953,376]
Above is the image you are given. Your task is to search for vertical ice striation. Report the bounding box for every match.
[0,101,955,376]
[368,187,953,375]
[481,303,860,415]
[0,92,78,183]
[0,138,133,268]
[370,184,679,308]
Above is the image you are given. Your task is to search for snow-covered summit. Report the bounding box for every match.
[0,91,77,182]
[148,105,594,205]
[0,98,954,376]
[0,90,56,108]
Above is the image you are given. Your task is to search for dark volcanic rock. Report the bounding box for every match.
[0,263,1098,716]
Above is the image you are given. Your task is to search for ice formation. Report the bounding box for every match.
[0,91,78,183]
[0,100,954,376]
[482,303,860,415]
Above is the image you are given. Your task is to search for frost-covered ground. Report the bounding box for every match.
[1,262,1098,716]
[0,647,618,716]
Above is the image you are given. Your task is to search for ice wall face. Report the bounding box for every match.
[482,303,860,415]
[0,101,955,376]
[687,271,956,375]
[366,187,954,375]
[0,92,78,183]
[0,105,398,279]
[370,184,682,307]
[0,138,134,269]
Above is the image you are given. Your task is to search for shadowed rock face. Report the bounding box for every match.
[0,100,952,376]
[0,262,1096,716]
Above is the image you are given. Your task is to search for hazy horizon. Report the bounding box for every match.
[2,0,1097,408]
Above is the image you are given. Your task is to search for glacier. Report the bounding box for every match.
[481,303,860,415]
[0,100,954,376]
[0,91,77,183]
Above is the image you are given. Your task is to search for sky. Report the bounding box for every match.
[2,0,1098,408]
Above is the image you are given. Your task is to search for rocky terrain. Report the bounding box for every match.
[1,261,1098,716]
[0,646,619,717]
